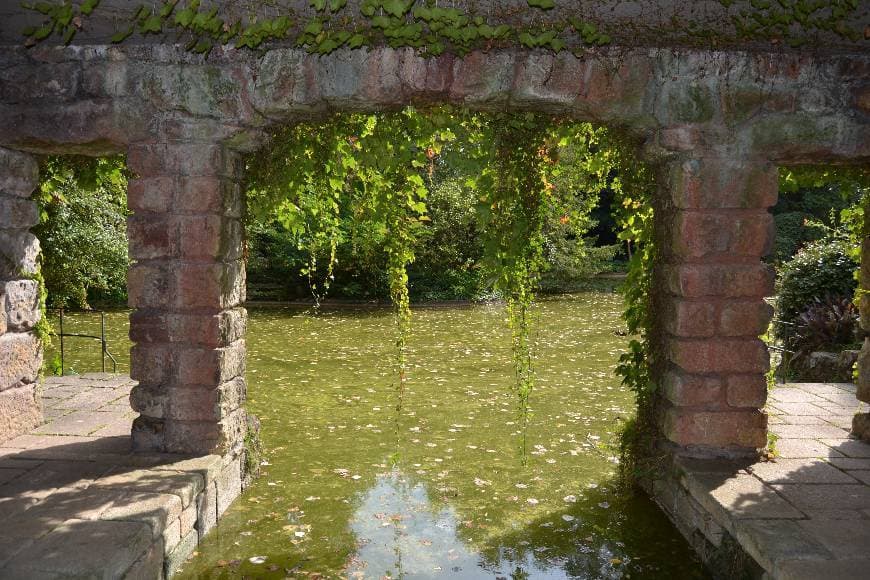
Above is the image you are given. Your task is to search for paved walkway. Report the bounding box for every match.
[676,382,870,579]
[0,373,238,579]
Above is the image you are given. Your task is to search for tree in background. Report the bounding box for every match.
[772,167,867,378]
[245,119,621,302]
[33,156,129,308]
[771,168,865,265]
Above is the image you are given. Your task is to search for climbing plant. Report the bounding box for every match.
[247,108,456,458]
[245,108,652,462]
[20,0,866,55]
[469,113,554,461]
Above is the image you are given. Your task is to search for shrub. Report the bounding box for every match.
[790,295,860,359]
[771,211,826,264]
[775,233,858,333]
[34,156,130,308]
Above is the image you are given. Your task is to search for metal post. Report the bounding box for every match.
[100,311,106,373]
[59,308,65,376]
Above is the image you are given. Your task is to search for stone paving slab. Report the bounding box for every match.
[674,382,870,580]
[777,559,870,580]
[0,374,243,579]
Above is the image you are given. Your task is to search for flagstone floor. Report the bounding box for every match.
[0,373,238,579]
[674,381,870,580]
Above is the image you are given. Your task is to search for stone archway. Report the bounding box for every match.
[1,45,868,460]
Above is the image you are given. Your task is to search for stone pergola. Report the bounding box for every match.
[0,2,868,571]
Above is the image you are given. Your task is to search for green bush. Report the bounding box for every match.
[775,233,858,334]
[34,156,130,308]
[771,211,826,264]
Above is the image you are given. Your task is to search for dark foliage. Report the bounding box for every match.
[789,295,860,360]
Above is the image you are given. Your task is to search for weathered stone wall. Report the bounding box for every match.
[0,147,43,442]
[0,44,867,456]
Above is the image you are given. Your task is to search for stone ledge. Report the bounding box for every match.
[0,447,243,578]
[651,382,870,580]
[0,376,247,579]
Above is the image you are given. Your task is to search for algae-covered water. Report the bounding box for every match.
[47,293,706,579]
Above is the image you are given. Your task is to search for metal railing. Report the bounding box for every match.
[51,308,118,375]
[767,318,800,384]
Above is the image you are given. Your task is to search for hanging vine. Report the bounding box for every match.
[469,113,554,462]
[244,107,653,465]
[247,108,455,461]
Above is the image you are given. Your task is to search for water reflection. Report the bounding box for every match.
[348,471,484,578]
[346,470,686,580]
[51,295,707,579]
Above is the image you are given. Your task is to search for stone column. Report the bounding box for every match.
[127,136,247,455]
[852,193,870,442]
[658,154,777,458]
[0,148,43,443]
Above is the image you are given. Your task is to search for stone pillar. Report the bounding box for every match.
[658,155,777,458]
[0,148,43,443]
[127,137,247,455]
[852,193,870,442]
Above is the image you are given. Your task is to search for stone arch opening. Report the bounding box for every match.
[0,45,866,461]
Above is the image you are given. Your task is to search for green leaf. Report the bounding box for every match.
[139,16,162,34]
[371,15,391,28]
[62,25,76,45]
[34,24,54,40]
[158,1,174,18]
[192,38,213,53]
[549,38,566,51]
[56,5,73,26]
[302,20,323,36]
[382,0,410,18]
[81,0,100,16]
[527,0,556,9]
[174,8,194,27]
[110,26,134,43]
[317,38,338,53]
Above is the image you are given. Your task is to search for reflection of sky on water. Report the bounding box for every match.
[347,472,626,579]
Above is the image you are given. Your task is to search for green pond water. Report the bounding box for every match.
[46,293,706,579]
